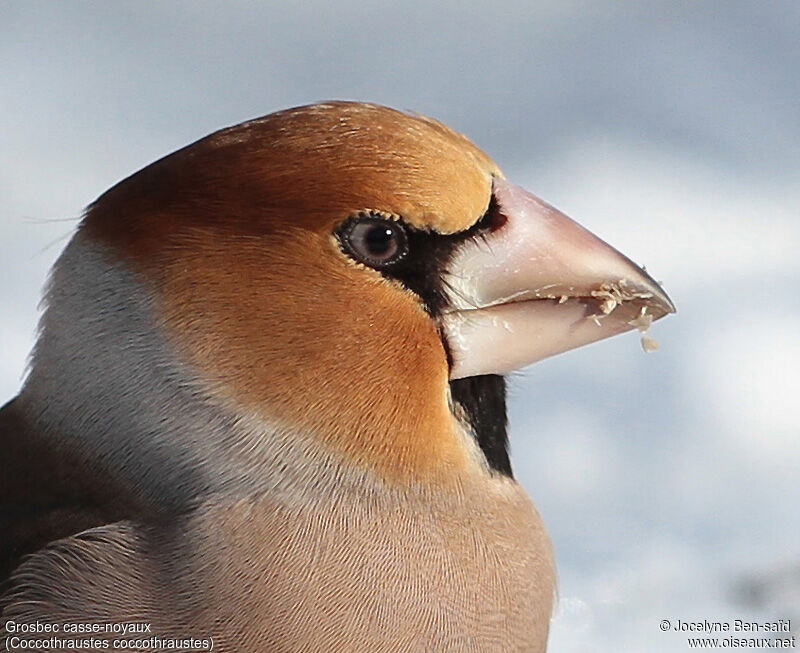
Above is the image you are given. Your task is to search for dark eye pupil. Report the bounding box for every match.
[365,225,394,255]
[337,215,408,269]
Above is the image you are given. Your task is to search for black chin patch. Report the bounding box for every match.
[449,375,512,477]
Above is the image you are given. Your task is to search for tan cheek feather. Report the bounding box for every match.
[151,229,472,484]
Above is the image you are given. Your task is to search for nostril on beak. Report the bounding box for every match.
[477,194,508,233]
[489,210,508,233]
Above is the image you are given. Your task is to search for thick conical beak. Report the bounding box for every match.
[442,177,675,379]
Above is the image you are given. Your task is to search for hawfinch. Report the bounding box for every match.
[0,102,673,652]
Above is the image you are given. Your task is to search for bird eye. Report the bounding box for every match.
[337,215,409,268]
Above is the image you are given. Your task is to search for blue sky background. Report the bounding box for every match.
[2,2,798,649]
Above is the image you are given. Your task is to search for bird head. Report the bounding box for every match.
[28,102,674,497]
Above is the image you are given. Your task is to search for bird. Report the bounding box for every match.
[0,102,674,652]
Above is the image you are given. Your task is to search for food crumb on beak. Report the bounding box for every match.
[628,306,654,333]
[599,297,618,315]
[629,307,661,354]
[641,336,660,353]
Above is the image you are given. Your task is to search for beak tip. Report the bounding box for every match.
[656,287,677,317]
[631,266,676,319]
[652,288,677,318]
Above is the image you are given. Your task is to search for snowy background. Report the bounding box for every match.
[2,2,798,650]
